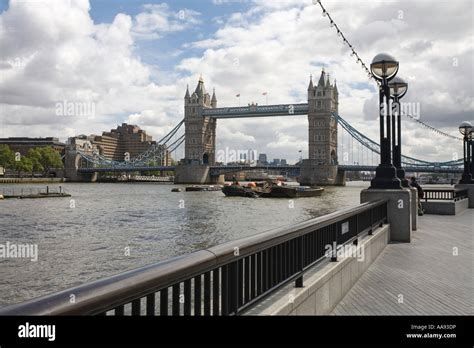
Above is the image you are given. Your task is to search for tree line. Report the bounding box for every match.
[0,145,63,176]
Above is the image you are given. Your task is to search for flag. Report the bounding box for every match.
[262,92,267,96]
[236,94,240,98]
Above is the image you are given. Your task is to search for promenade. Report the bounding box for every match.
[332,210,473,315]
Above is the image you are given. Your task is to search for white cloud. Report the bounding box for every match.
[0,0,186,140]
[132,3,201,40]
[178,0,472,162]
[0,0,472,164]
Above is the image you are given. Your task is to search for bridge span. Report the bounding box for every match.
[77,164,462,176]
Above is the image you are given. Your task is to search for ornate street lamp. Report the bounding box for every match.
[459,121,473,184]
[389,76,409,187]
[369,53,402,189]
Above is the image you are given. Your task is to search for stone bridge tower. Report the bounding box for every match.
[183,76,217,165]
[300,69,344,186]
[175,77,222,184]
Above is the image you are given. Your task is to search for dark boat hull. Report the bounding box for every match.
[186,185,221,192]
[264,186,324,198]
[222,185,323,198]
[222,185,259,198]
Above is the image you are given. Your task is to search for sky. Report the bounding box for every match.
[0,0,472,163]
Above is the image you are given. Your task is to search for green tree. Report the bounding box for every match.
[15,157,33,176]
[27,148,44,173]
[28,147,63,175]
[0,144,15,169]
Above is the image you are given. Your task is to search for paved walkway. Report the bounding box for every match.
[332,210,473,315]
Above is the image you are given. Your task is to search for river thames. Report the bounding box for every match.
[0,181,369,307]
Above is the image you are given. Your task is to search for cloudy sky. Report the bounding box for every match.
[0,0,472,163]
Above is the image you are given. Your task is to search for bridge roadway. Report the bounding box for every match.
[202,103,309,119]
[332,210,474,315]
[77,164,463,174]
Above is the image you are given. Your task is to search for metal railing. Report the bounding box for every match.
[0,186,66,197]
[423,189,468,202]
[0,200,388,316]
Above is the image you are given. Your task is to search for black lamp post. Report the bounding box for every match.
[459,121,473,184]
[369,53,402,189]
[389,76,409,187]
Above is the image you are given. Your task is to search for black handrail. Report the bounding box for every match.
[0,200,388,316]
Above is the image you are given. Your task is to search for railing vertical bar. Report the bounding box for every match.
[268,248,273,288]
[238,258,244,308]
[184,279,191,316]
[131,299,141,316]
[313,231,317,262]
[314,230,324,258]
[286,241,291,278]
[212,269,220,316]
[194,275,202,316]
[146,294,155,316]
[160,288,168,316]
[230,261,238,315]
[245,256,251,303]
[272,246,277,287]
[256,252,262,295]
[115,305,124,316]
[222,265,229,316]
[277,244,282,283]
[251,254,257,299]
[257,250,268,295]
[204,271,211,316]
[262,250,268,292]
[172,284,180,316]
[295,235,303,288]
[369,207,373,235]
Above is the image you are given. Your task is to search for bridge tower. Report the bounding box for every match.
[183,76,217,165]
[300,69,344,186]
[176,77,222,184]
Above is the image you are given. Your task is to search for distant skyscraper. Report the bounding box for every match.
[272,159,281,166]
[281,159,287,166]
[258,153,268,165]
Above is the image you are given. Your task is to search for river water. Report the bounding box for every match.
[0,181,369,307]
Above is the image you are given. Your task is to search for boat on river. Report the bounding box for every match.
[185,185,222,192]
[267,185,324,198]
[221,185,260,198]
[221,183,323,198]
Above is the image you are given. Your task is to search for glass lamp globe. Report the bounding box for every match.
[389,76,408,98]
[370,53,399,81]
[459,121,473,136]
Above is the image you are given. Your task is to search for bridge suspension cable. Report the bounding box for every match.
[156,119,185,144]
[124,119,185,165]
[336,113,463,168]
[314,0,462,141]
[76,119,185,167]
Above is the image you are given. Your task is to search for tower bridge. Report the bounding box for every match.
[175,70,341,185]
[66,70,463,183]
